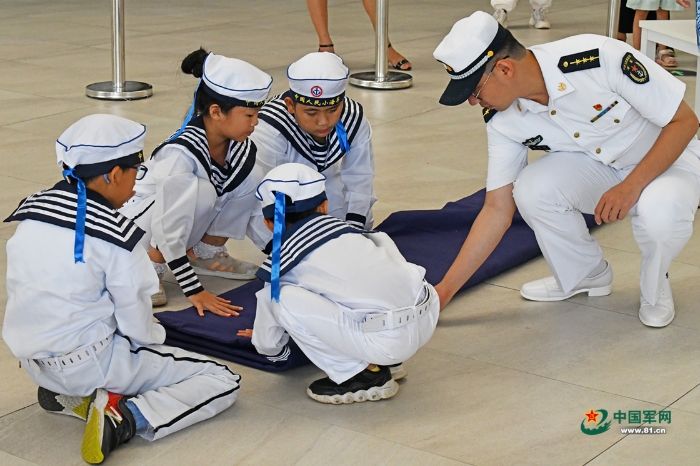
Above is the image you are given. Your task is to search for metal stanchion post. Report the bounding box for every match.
[349,0,412,90]
[86,0,152,100]
[607,0,620,38]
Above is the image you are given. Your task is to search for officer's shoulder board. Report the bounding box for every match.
[621,52,649,84]
[483,107,498,123]
[557,49,600,73]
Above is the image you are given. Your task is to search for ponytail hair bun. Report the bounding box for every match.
[181,47,209,79]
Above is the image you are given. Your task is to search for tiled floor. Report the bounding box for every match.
[1,0,699,464]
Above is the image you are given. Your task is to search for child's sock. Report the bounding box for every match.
[125,399,149,435]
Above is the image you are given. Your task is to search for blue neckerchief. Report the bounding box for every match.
[335,119,350,153]
[61,167,86,263]
[271,191,286,302]
[171,81,200,141]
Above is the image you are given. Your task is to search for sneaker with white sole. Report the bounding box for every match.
[38,387,92,421]
[493,9,508,28]
[152,272,168,307]
[81,389,135,464]
[529,8,550,29]
[307,365,398,404]
[388,363,407,381]
[520,261,613,302]
[189,251,258,280]
[639,275,674,328]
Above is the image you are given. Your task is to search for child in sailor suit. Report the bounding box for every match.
[251,52,376,230]
[246,163,439,405]
[120,48,273,315]
[3,115,241,464]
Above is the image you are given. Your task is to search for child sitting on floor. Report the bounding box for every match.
[241,163,439,404]
[3,114,241,464]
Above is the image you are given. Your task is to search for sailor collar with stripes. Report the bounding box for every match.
[256,213,366,282]
[4,180,145,251]
[257,92,364,172]
[152,116,257,196]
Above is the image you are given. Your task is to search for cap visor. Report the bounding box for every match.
[439,72,482,106]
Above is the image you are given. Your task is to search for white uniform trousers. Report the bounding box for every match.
[491,0,551,12]
[121,173,271,253]
[266,284,439,384]
[23,335,240,441]
[512,151,700,305]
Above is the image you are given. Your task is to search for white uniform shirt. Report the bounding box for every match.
[252,231,426,356]
[485,34,700,191]
[4,220,163,359]
[251,107,376,227]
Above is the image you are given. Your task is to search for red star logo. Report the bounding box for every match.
[585,409,600,423]
[631,65,638,72]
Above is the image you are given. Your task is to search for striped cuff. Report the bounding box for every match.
[345,213,366,229]
[168,256,204,297]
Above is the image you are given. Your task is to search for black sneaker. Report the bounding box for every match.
[37,386,93,421]
[81,389,136,464]
[307,365,398,404]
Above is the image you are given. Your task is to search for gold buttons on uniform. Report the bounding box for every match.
[551,110,557,115]
[574,132,580,138]
[614,119,620,123]
[596,148,601,154]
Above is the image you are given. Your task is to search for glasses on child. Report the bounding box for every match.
[134,165,148,180]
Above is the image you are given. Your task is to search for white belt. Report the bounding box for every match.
[362,282,432,332]
[32,334,113,370]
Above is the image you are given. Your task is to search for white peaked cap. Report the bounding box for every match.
[287,52,349,103]
[256,163,327,218]
[202,53,273,105]
[56,114,146,171]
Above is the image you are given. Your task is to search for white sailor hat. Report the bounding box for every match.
[56,114,146,178]
[256,163,327,219]
[202,53,272,108]
[433,11,508,106]
[287,52,349,107]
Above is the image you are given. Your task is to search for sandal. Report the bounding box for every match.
[655,48,677,68]
[318,43,335,53]
[388,42,412,71]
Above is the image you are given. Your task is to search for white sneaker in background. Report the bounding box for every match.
[529,8,550,29]
[493,9,508,28]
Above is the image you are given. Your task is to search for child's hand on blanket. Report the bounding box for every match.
[236,329,253,338]
[189,290,243,317]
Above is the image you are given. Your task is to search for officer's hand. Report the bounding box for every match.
[676,0,690,8]
[434,282,454,311]
[188,290,242,317]
[237,329,253,338]
[594,182,642,225]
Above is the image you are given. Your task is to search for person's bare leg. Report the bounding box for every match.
[655,8,670,51]
[361,0,411,69]
[148,246,166,264]
[632,9,649,50]
[306,0,334,52]
[617,32,626,41]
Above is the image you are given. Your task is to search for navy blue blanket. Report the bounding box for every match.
[157,189,596,371]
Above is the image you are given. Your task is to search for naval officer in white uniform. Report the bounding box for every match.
[432,11,700,327]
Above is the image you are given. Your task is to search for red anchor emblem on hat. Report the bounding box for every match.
[310,85,323,97]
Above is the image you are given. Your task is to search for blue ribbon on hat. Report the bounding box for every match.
[62,167,87,264]
[696,1,700,51]
[170,81,201,140]
[335,120,350,153]
[271,191,287,302]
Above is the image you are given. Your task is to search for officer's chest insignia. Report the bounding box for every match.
[621,52,649,84]
[593,103,603,111]
[483,107,498,123]
[558,49,600,73]
[522,135,550,151]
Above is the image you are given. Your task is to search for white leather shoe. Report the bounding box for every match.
[639,276,674,328]
[520,261,613,302]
